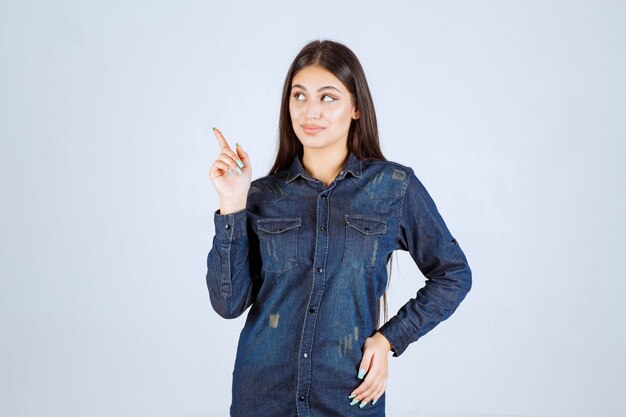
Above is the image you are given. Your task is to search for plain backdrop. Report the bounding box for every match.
[1,1,625,416]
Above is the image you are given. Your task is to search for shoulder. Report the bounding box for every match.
[357,158,417,199]
[246,170,291,204]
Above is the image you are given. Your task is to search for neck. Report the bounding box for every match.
[301,145,349,188]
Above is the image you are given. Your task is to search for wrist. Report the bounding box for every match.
[219,199,247,215]
[376,331,392,351]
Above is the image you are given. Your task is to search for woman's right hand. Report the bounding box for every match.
[209,127,251,214]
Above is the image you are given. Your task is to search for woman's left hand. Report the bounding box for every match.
[348,331,391,408]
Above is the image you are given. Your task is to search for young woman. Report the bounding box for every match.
[206,39,472,417]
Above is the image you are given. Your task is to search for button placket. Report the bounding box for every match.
[296,189,333,415]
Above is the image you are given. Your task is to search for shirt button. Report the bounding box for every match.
[317,267,323,273]
[224,224,231,230]
[303,353,308,358]
[321,195,327,199]
[309,308,316,313]
[299,395,305,401]
[320,226,325,231]
[340,170,345,175]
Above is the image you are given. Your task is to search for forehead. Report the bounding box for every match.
[291,65,347,91]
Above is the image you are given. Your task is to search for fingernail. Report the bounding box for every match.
[236,166,242,175]
[349,399,359,406]
[212,127,216,131]
[236,142,243,150]
[348,394,356,399]
[358,368,366,379]
[359,401,369,408]
[236,159,244,168]
[372,398,378,405]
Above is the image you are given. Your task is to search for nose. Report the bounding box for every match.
[306,100,321,120]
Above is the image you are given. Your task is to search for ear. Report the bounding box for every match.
[352,109,360,120]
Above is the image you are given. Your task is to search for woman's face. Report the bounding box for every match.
[289,65,359,152]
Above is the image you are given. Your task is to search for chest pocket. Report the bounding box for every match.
[257,217,301,276]
[343,214,387,275]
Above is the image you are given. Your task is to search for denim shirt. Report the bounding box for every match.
[206,150,472,417]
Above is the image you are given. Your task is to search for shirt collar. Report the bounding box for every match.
[285,150,363,183]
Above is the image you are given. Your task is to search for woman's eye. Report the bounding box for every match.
[292,92,335,102]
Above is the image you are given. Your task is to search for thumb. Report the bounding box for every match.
[357,349,374,380]
[235,142,250,166]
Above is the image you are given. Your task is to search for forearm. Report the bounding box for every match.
[206,208,259,319]
[378,254,472,356]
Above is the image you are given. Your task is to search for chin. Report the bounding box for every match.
[297,134,324,146]
[300,141,328,150]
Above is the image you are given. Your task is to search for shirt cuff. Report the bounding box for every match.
[213,208,248,241]
[377,315,413,357]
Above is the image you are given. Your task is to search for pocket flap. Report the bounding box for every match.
[345,215,387,235]
[258,217,302,234]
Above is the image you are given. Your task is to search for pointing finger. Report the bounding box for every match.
[212,127,231,150]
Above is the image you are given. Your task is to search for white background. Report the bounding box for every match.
[1,1,625,416]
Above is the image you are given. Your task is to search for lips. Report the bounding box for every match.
[302,124,325,134]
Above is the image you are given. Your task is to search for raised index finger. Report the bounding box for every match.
[212,127,231,150]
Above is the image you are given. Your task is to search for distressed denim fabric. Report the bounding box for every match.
[206,151,472,417]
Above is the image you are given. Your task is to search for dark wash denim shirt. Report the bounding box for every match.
[206,151,472,417]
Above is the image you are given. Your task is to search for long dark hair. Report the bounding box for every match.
[268,39,394,330]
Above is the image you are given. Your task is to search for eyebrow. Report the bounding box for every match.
[291,84,343,94]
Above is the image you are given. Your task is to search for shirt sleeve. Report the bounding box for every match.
[377,169,472,357]
[206,207,261,319]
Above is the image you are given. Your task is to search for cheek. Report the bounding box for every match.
[289,103,302,121]
[326,105,353,124]
[289,98,304,112]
